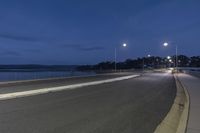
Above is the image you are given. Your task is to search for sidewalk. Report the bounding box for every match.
[177,73,200,133]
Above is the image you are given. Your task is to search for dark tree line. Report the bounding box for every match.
[0,65,77,72]
[77,55,200,71]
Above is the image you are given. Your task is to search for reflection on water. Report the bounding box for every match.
[0,71,95,82]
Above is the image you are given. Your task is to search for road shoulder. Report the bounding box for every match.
[177,73,200,133]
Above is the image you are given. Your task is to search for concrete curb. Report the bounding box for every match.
[176,74,190,133]
[154,73,190,133]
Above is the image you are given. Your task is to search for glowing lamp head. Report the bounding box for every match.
[123,43,127,47]
[163,42,168,47]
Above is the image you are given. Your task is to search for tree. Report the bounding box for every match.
[190,56,200,67]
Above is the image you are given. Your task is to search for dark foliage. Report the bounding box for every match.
[77,55,200,70]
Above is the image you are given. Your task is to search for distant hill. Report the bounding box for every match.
[0,65,78,72]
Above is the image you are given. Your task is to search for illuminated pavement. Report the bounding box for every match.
[0,72,176,133]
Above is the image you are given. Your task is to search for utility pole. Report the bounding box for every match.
[114,48,117,72]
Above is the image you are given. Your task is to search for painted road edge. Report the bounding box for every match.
[0,75,140,101]
[154,73,190,133]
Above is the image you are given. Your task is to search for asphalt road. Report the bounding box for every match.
[0,72,137,94]
[0,72,176,133]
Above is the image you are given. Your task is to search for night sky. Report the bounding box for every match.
[0,0,200,65]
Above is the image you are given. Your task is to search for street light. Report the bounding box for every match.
[123,43,127,47]
[143,54,151,71]
[163,42,178,72]
[163,42,168,47]
[114,43,127,72]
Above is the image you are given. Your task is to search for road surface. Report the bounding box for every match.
[0,72,136,94]
[0,72,176,133]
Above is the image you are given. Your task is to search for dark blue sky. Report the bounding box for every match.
[0,0,200,65]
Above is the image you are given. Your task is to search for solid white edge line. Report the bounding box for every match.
[0,75,139,100]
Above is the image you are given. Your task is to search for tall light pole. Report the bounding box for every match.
[143,54,151,71]
[163,42,178,71]
[176,45,178,71]
[114,43,127,72]
[114,48,117,72]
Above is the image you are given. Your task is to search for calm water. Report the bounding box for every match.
[0,71,96,82]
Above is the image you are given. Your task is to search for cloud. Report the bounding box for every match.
[0,50,21,57]
[79,46,104,51]
[25,49,41,53]
[60,44,82,49]
[0,33,40,42]
[60,44,104,51]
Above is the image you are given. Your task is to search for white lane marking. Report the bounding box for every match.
[0,75,139,100]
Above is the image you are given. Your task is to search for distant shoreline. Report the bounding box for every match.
[0,65,78,72]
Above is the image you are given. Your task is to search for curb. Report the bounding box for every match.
[154,73,190,133]
[176,74,190,133]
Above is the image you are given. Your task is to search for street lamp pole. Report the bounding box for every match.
[143,58,144,71]
[176,45,178,71]
[114,43,127,72]
[163,42,178,72]
[114,48,117,72]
